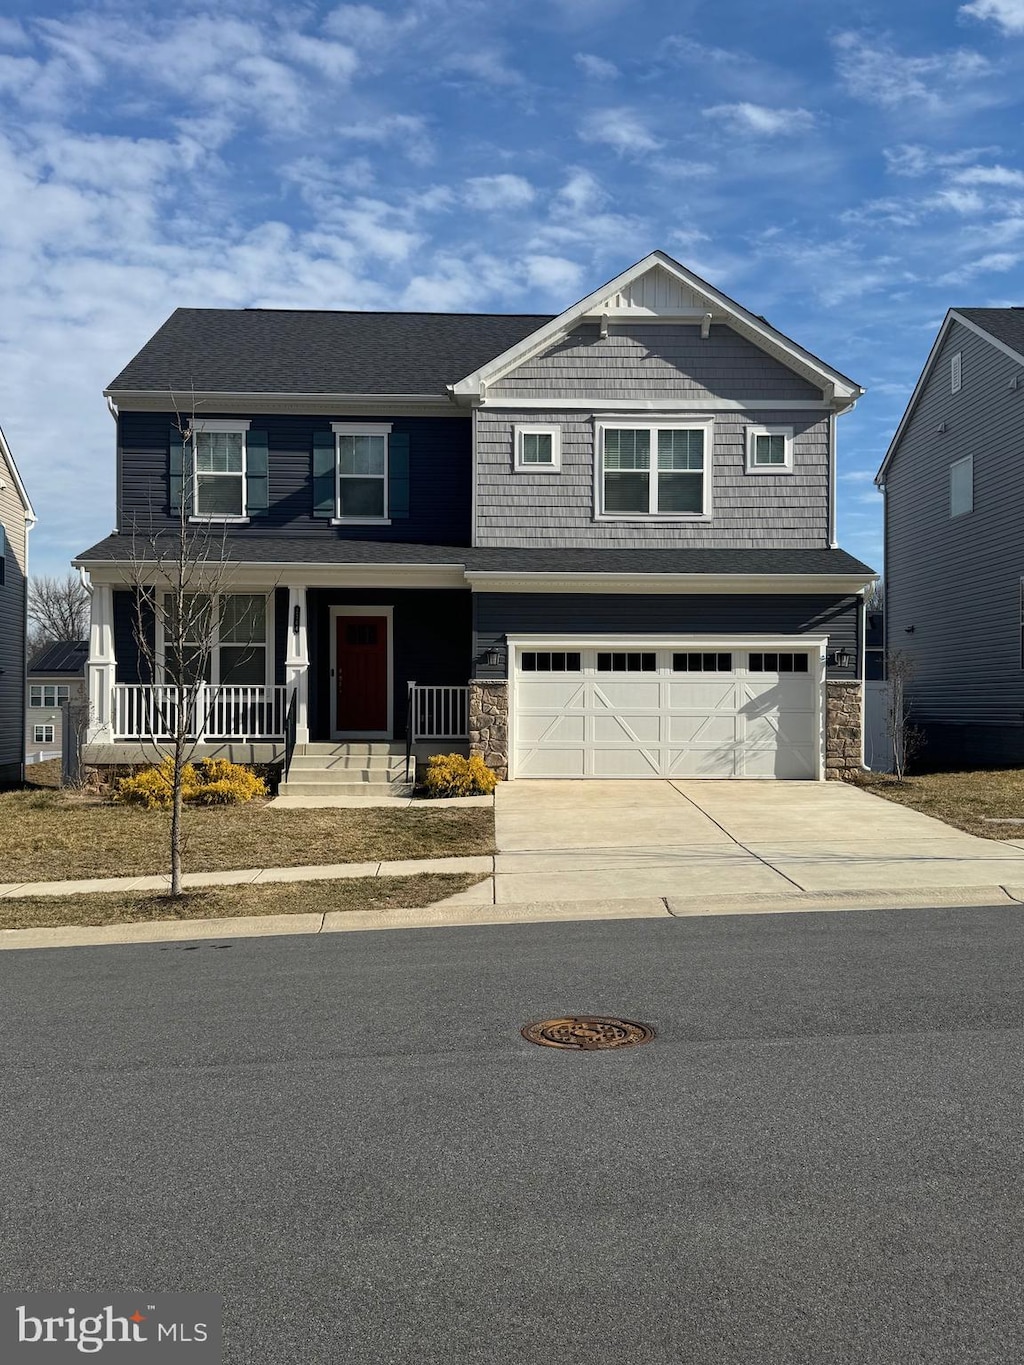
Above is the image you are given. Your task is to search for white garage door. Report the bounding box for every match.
[512,646,821,779]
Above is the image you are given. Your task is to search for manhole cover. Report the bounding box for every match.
[521,1016,655,1050]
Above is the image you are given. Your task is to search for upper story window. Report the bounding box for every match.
[194,424,247,519]
[949,454,973,517]
[746,425,794,475]
[328,423,390,523]
[515,425,561,473]
[596,420,712,519]
[30,685,70,707]
[951,350,963,394]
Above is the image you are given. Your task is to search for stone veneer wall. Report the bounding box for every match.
[468,680,509,779]
[826,680,863,780]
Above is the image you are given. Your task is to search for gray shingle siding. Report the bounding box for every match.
[884,316,1024,730]
[491,323,823,400]
[0,448,28,782]
[118,411,472,546]
[473,594,859,680]
[475,407,830,549]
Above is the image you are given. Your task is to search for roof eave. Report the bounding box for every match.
[0,425,36,522]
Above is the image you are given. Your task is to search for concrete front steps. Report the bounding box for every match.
[278,743,413,799]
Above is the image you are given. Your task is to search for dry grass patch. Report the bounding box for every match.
[0,872,485,931]
[0,789,494,882]
[851,768,1024,840]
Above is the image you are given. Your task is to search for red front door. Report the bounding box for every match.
[335,615,388,733]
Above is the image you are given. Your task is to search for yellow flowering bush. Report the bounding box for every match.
[421,753,500,798]
[113,757,267,809]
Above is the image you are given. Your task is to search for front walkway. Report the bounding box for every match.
[491,780,1024,903]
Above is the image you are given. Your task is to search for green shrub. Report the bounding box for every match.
[113,757,267,809]
[421,753,500,798]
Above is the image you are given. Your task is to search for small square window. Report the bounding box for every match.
[514,425,561,472]
[746,426,794,474]
[33,724,54,743]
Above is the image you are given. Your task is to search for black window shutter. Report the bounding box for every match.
[169,428,185,514]
[389,432,410,519]
[312,431,336,518]
[246,430,269,516]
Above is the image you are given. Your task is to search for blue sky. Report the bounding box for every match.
[2,0,1024,576]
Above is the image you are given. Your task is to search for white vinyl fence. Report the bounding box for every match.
[863,680,894,773]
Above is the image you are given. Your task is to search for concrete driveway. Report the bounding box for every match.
[493,780,1024,904]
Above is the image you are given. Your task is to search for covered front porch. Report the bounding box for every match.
[83,581,478,767]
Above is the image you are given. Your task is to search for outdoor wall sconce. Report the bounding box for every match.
[828,648,853,669]
[292,605,301,635]
[485,646,504,669]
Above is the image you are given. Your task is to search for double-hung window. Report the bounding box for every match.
[30,685,70,707]
[160,592,269,687]
[193,421,249,520]
[597,421,711,518]
[33,724,54,744]
[333,423,390,522]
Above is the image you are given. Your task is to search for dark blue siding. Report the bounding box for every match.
[118,411,472,545]
[472,594,860,679]
[308,589,472,741]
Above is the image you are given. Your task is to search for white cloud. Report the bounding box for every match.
[463,174,535,212]
[324,4,415,47]
[523,254,583,294]
[938,250,1022,284]
[930,188,986,214]
[574,53,619,79]
[883,144,996,176]
[579,107,662,155]
[281,33,359,80]
[952,163,1024,186]
[553,168,606,214]
[703,102,814,135]
[441,47,522,87]
[0,18,29,49]
[833,31,991,111]
[959,0,1024,33]
[333,114,435,166]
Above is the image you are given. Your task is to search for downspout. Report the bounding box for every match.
[828,408,838,548]
[106,395,121,533]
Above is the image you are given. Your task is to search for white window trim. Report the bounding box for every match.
[34,724,54,743]
[951,350,963,394]
[514,424,562,473]
[191,418,251,524]
[331,422,392,524]
[156,592,275,689]
[30,684,70,707]
[746,425,794,475]
[949,454,973,518]
[594,418,713,521]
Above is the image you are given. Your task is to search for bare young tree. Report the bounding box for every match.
[123,401,275,896]
[885,648,924,781]
[29,572,89,653]
[865,578,884,614]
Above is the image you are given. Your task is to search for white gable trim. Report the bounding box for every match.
[0,425,36,522]
[450,250,862,407]
[873,309,1024,486]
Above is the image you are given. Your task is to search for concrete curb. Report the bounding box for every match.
[1,884,1020,951]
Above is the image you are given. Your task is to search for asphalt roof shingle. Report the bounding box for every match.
[956,308,1024,357]
[74,534,874,578]
[106,309,555,396]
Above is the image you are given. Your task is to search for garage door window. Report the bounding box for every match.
[748,652,809,672]
[520,651,581,671]
[673,652,733,671]
[597,652,657,672]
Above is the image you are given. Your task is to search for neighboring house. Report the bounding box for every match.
[877,308,1024,768]
[74,250,875,788]
[865,609,885,681]
[0,427,36,785]
[25,638,88,762]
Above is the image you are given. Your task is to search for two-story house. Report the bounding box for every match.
[74,251,875,791]
[0,425,36,785]
[25,638,88,762]
[877,308,1024,768]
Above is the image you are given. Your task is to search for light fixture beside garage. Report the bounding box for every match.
[828,648,853,669]
[485,646,504,669]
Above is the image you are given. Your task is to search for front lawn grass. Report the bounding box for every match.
[0,789,494,883]
[851,768,1024,840]
[0,872,484,931]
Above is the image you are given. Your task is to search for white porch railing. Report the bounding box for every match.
[409,685,469,740]
[113,685,288,742]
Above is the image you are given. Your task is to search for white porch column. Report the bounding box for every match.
[285,586,310,744]
[86,581,116,743]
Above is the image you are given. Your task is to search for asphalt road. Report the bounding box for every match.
[2,906,1024,1364]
